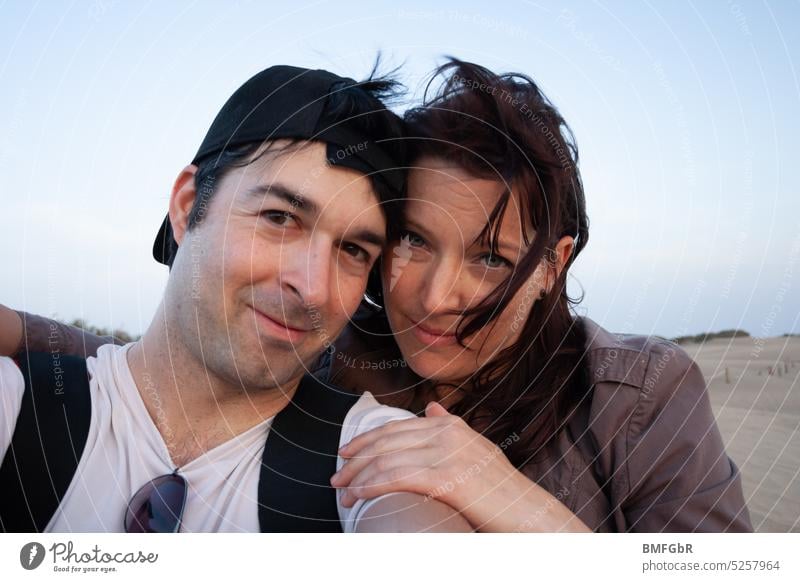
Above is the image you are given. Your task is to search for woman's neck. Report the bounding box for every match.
[424,378,472,409]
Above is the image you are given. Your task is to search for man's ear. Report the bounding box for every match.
[168,165,199,246]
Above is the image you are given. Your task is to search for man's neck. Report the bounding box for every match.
[125,305,300,467]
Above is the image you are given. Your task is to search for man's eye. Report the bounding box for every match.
[400,230,426,247]
[480,253,512,269]
[262,210,297,227]
[341,243,371,263]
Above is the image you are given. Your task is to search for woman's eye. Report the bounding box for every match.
[341,243,370,264]
[262,210,297,227]
[481,253,512,269]
[400,230,426,247]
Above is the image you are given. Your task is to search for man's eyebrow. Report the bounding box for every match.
[245,183,319,215]
[246,183,385,248]
[346,228,386,249]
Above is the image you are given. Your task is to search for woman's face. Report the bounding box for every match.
[381,156,572,385]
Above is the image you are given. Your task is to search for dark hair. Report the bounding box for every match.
[403,58,591,467]
[164,65,407,271]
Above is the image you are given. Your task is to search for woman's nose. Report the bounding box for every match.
[419,256,469,315]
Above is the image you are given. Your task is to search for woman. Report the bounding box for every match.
[0,59,751,532]
[324,60,751,533]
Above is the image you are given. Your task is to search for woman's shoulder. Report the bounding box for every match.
[580,316,700,394]
[577,316,707,442]
[570,317,750,532]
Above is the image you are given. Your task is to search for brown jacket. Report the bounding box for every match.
[16,311,752,532]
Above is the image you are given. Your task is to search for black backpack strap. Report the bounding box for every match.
[0,352,92,532]
[258,374,360,532]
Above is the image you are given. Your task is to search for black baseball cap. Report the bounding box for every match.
[152,65,406,265]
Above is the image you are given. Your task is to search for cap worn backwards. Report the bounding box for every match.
[153,65,405,265]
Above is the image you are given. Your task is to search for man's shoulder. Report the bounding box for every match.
[340,391,416,445]
[82,342,133,381]
[1,351,94,385]
[0,355,21,372]
[295,372,414,442]
[0,356,25,396]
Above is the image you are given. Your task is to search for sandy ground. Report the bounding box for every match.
[683,336,800,532]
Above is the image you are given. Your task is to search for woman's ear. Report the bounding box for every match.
[554,235,575,275]
[168,165,199,246]
[545,235,574,291]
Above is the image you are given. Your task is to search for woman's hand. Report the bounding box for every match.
[331,401,591,532]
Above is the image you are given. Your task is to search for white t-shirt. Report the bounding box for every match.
[0,344,415,532]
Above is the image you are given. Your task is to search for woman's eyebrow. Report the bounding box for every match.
[471,225,525,254]
[403,217,435,238]
[406,217,523,253]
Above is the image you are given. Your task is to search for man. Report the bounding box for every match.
[0,65,470,532]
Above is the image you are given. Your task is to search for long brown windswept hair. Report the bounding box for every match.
[398,58,592,467]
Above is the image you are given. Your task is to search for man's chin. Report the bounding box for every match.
[233,356,307,392]
[249,336,325,375]
[254,332,317,360]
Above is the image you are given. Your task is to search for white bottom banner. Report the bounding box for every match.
[0,533,796,581]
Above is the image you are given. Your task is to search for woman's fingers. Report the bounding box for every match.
[339,455,436,507]
[424,401,450,417]
[339,416,447,457]
[333,428,436,487]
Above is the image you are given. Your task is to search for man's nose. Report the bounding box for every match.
[280,240,332,309]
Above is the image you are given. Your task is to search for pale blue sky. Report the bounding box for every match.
[0,0,798,339]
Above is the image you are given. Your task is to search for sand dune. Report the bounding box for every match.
[683,336,800,532]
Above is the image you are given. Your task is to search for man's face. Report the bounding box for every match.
[167,140,387,392]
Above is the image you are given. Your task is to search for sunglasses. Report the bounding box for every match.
[124,471,188,533]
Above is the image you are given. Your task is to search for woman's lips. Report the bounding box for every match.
[409,317,458,347]
[250,306,310,343]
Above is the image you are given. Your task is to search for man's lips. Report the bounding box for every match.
[250,306,311,343]
[408,317,458,347]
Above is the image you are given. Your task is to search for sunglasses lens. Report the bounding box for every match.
[125,474,187,533]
